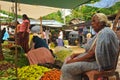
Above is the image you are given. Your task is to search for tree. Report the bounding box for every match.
[43,2,120,24]
[42,11,63,23]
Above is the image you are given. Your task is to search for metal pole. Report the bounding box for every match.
[113,9,120,31]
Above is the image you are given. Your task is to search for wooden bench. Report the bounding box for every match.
[85,70,119,80]
[83,51,120,80]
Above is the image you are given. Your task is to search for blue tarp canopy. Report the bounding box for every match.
[86,0,120,8]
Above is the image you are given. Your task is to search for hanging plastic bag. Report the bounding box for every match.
[2,31,10,40]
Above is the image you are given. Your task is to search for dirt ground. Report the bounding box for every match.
[69,46,85,53]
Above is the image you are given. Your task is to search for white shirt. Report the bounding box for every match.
[58,31,63,39]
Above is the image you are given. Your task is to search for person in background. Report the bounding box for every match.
[1,28,7,43]
[30,33,49,50]
[29,26,49,50]
[57,28,64,46]
[60,13,119,80]
[78,24,84,46]
[51,33,58,47]
[26,25,55,65]
[28,24,35,48]
[86,32,92,42]
[16,21,21,33]
[46,28,50,44]
[90,26,96,37]
[2,28,10,42]
[17,14,30,53]
[82,25,88,44]
[42,27,47,43]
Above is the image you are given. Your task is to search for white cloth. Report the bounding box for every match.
[58,31,63,39]
[45,30,49,40]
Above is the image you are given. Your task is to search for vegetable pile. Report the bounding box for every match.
[40,69,61,80]
[0,61,14,71]
[54,46,73,62]
[17,65,50,80]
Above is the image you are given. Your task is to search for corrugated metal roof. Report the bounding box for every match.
[16,18,64,27]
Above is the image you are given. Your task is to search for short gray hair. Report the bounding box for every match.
[30,25,40,33]
[93,13,111,27]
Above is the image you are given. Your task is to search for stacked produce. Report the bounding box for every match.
[0,61,14,71]
[38,63,61,69]
[17,65,50,80]
[54,46,73,62]
[0,68,17,79]
[40,69,61,80]
[49,42,56,49]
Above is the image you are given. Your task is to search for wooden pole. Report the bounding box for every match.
[40,16,43,33]
[112,9,120,31]
[0,4,4,61]
[14,0,18,78]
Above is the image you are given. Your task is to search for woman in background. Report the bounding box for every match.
[17,14,30,53]
[57,28,64,46]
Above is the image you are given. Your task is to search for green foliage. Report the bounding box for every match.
[42,11,63,23]
[0,10,22,19]
[16,53,29,67]
[0,71,4,76]
[0,10,22,23]
[97,2,120,15]
[2,47,29,67]
[0,68,17,80]
[73,2,120,21]
[43,1,120,23]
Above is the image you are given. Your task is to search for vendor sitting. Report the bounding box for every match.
[26,25,55,65]
[60,13,119,80]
